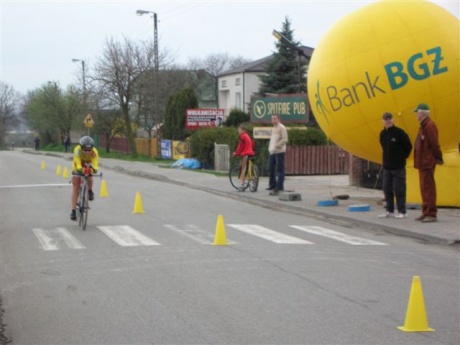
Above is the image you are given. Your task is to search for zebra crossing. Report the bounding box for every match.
[32,224,387,251]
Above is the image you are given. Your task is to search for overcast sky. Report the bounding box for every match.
[1,0,458,95]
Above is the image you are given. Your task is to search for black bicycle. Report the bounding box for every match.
[229,157,259,192]
[73,168,102,230]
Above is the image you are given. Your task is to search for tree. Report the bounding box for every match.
[163,88,198,140]
[0,82,21,145]
[223,108,250,127]
[91,37,155,157]
[258,17,307,95]
[188,53,251,102]
[24,82,80,145]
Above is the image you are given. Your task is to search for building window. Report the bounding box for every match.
[221,80,227,88]
[235,78,241,86]
[235,92,241,109]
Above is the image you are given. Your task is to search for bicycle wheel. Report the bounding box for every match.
[81,187,89,230]
[248,163,259,192]
[229,165,249,190]
[176,141,189,154]
[78,185,85,227]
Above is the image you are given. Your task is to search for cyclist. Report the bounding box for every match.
[233,124,255,191]
[70,136,99,220]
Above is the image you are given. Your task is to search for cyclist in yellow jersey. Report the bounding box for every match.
[70,136,99,220]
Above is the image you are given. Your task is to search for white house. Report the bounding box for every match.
[217,46,314,118]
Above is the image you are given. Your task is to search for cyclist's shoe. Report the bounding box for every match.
[237,186,245,192]
[70,210,77,221]
[89,190,95,201]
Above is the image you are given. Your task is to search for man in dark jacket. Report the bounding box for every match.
[413,103,443,223]
[378,112,412,218]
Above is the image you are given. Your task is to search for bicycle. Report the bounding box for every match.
[72,167,102,230]
[229,157,259,192]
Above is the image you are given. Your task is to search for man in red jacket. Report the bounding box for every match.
[233,124,255,191]
[413,103,443,223]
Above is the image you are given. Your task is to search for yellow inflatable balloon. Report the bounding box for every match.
[308,0,460,206]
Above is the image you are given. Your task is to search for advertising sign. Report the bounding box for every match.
[250,94,309,123]
[160,140,172,159]
[186,109,224,129]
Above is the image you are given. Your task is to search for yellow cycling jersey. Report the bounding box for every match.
[72,145,99,172]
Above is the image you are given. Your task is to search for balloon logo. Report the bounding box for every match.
[308,0,459,206]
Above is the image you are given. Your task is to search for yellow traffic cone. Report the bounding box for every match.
[41,160,46,170]
[62,167,69,179]
[398,276,435,332]
[213,215,227,246]
[132,192,145,214]
[56,164,62,175]
[100,179,108,197]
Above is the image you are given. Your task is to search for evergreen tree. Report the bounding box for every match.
[163,88,198,140]
[258,17,307,95]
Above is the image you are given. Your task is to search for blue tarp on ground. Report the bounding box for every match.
[171,158,201,169]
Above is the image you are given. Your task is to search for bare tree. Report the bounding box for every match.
[0,81,21,145]
[90,37,155,157]
[187,53,251,102]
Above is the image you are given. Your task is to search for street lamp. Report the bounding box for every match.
[136,9,159,155]
[272,30,310,93]
[72,58,89,133]
[71,58,86,97]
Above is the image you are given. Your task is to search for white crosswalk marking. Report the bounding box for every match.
[289,226,387,245]
[97,225,160,247]
[164,224,238,244]
[227,224,313,244]
[32,227,85,251]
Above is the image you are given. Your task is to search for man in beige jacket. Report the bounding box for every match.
[267,114,288,195]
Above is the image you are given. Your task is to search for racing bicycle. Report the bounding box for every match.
[73,167,102,230]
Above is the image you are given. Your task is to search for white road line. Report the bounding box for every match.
[97,225,160,247]
[32,227,85,251]
[0,183,71,189]
[289,226,387,245]
[227,224,313,244]
[164,224,238,245]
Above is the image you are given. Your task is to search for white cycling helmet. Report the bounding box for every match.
[79,136,94,150]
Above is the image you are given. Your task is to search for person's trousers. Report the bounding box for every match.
[418,168,437,217]
[382,168,407,214]
[268,152,285,191]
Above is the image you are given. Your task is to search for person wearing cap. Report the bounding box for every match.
[378,112,412,218]
[413,103,443,223]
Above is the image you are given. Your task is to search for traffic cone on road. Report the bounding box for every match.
[213,215,227,246]
[41,160,46,170]
[56,164,62,176]
[132,192,145,214]
[100,179,108,197]
[398,276,435,332]
[62,167,69,179]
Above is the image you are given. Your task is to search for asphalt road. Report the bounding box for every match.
[1,151,459,345]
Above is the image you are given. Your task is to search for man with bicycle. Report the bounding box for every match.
[70,136,99,221]
[233,124,255,191]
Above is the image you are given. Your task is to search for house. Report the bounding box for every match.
[217,46,314,118]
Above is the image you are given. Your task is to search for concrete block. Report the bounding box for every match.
[279,192,302,201]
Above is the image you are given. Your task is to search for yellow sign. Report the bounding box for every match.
[84,113,94,127]
[253,127,307,139]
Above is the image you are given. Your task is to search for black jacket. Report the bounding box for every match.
[380,125,412,170]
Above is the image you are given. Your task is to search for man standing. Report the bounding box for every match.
[378,112,412,218]
[413,103,443,223]
[267,114,288,195]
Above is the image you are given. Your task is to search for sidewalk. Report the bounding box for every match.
[34,150,460,247]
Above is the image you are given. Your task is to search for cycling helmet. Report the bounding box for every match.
[79,136,94,150]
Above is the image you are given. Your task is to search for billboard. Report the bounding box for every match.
[250,94,309,123]
[186,109,224,129]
